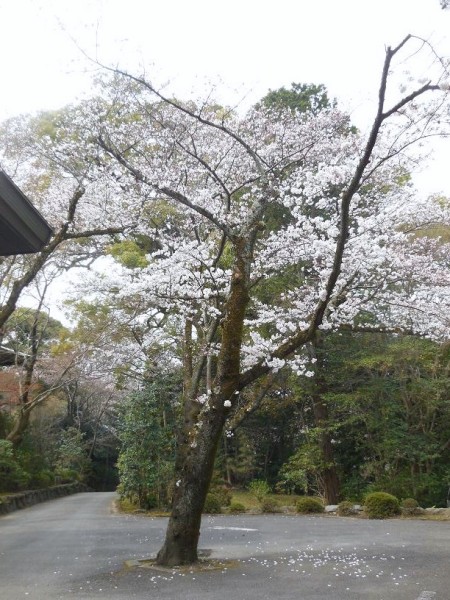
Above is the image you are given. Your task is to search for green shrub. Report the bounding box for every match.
[141,494,158,510]
[400,497,421,516]
[30,470,55,489]
[55,468,80,484]
[261,497,280,513]
[229,501,246,513]
[296,497,324,514]
[337,500,357,516]
[116,380,177,511]
[0,440,30,492]
[211,485,232,507]
[248,479,271,503]
[364,492,400,519]
[203,493,222,514]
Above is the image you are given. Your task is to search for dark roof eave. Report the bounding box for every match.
[0,171,53,256]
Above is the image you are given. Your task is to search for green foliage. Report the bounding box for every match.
[337,501,357,516]
[25,469,55,489]
[210,485,232,507]
[55,468,81,483]
[222,387,303,489]
[221,332,450,508]
[55,427,91,483]
[107,239,149,269]
[261,497,281,513]
[290,333,450,507]
[364,472,448,508]
[278,439,329,497]
[400,497,421,515]
[248,479,271,503]
[276,458,308,495]
[229,501,246,513]
[117,377,179,510]
[259,83,334,115]
[401,497,419,509]
[296,497,324,514]
[1,307,67,355]
[203,493,222,514]
[364,492,400,519]
[0,412,13,439]
[0,440,30,492]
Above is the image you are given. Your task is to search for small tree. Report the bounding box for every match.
[55,427,91,482]
[0,440,29,491]
[117,378,179,509]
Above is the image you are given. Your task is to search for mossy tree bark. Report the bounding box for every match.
[310,334,340,505]
[156,238,250,566]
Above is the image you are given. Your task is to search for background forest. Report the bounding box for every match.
[2,323,450,508]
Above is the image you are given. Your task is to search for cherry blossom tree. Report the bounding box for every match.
[0,104,147,446]
[81,35,450,565]
[0,105,142,336]
[50,35,450,565]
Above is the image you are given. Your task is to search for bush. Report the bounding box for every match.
[30,470,55,489]
[0,440,30,492]
[141,493,158,510]
[229,501,246,513]
[203,493,222,514]
[248,479,271,503]
[296,497,324,514]
[261,498,281,513]
[211,485,232,507]
[364,492,400,519]
[337,500,357,516]
[55,468,80,484]
[400,497,422,516]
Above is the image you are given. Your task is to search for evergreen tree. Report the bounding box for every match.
[117,377,180,509]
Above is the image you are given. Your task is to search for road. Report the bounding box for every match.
[0,492,449,599]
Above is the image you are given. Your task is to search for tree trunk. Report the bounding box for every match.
[157,236,251,566]
[156,402,226,565]
[311,335,340,505]
[6,407,31,449]
[311,395,340,504]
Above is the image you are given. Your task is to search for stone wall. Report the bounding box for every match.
[0,483,90,515]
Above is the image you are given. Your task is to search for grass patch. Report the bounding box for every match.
[117,498,137,513]
[230,490,303,511]
[116,498,170,517]
[411,512,450,521]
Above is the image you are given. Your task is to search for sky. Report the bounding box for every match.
[0,0,449,193]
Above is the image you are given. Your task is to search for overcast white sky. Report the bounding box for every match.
[0,1,448,112]
[0,0,449,193]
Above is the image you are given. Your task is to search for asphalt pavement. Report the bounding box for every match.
[0,492,449,599]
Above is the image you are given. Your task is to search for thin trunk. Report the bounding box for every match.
[311,395,340,504]
[6,317,39,449]
[6,407,31,448]
[311,335,340,505]
[223,435,233,486]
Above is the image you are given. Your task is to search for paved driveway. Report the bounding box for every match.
[0,492,448,599]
